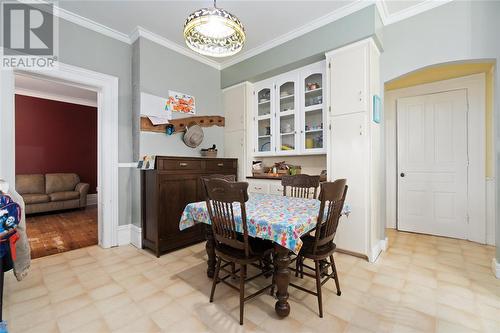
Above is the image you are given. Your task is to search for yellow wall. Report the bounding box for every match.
[385,62,495,177]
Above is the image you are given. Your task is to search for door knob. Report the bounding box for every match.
[400,173,405,177]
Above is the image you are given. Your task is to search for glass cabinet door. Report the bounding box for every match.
[302,66,325,153]
[255,86,273,154]
[277,78,297,154]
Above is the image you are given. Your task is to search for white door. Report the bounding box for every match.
[397,89,468,239]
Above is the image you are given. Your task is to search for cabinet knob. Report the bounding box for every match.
[400,173,405,177]
[217,163,224,167]
[179,162,188,167]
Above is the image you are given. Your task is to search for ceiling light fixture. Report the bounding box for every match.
[183,0,246,58]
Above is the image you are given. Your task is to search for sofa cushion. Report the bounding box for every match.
[49,191,80,202]
[46,173,80,194]
[16,174,45,194]
[22,193,50,204]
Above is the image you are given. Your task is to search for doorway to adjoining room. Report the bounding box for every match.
[14,74,98,258]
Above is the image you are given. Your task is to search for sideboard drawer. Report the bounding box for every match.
[160,159,202,171]
[206,159,236,171]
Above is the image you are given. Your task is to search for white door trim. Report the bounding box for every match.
[0,63,119,248]
[385,73,486,244]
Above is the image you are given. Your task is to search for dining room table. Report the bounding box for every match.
[179,192,350,318]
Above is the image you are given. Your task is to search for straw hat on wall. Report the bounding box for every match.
[183,122,204,148]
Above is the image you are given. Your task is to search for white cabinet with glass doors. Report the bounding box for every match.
[252,61,326,156]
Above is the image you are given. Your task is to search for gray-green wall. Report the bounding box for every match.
[220,5,380,88]
[58,18,134,226]
[131,37,223,226]
[137,38,223,158]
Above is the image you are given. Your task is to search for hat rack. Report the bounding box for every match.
[140,115,225,134]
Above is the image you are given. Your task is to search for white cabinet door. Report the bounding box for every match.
[397,90,468,239]
[276,73,299,155]
[330,113,368,255]
[300,62,326,154]
[330,44,367,116]
[254,80,275,156]
[224,130,245,181]
[269,183,284,196]
[223,85,246,132]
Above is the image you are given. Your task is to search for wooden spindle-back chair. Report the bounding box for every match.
[200,174,236,199]
[204,178,273,325]
[289,179,348,318]
[281,174,320,199]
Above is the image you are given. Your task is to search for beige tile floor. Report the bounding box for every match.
[3,229,500,333]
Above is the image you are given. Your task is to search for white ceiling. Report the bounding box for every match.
[56,0,441,67]
[15,74,98,107]
[59,1,353,62]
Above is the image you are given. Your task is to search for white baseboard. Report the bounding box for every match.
[117,225,131,246]
[380,237,388,251]
[492,258,500,279]
[486,178,496,246]
[87,193,97,206]
[369,238,387,263]
[117,223,142,248]
[130,224,142,249]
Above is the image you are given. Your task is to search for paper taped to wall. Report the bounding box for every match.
[147,116,169,125]
[140,92,172,120]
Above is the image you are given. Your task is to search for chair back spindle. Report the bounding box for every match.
[281,174,320,199]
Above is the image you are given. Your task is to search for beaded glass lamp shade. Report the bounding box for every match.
[183,5,245,58]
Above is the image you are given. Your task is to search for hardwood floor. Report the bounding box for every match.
[26,206,97,259]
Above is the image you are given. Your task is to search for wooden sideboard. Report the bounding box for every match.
[141,156,238,257]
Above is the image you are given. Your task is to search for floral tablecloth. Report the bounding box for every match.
[180,193,350,254]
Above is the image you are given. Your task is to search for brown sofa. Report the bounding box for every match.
[15,173,89,214]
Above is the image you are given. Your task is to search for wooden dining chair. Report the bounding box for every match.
[281,174,321,199]
[201,174,236,199]
[204,178,273,325]
[289,179,348,318]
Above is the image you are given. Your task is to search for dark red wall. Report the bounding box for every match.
[15,95,97,194]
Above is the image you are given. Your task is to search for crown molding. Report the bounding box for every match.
[383,0,454,25]
[130,26,221,70]
[23,0,132,44]
[374,0,389,25]
[57,6,131,44]
[219,0,375,70]
[25,0,456,71]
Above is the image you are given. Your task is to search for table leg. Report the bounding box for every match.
[205,224,216,278]
[274,244,291,317]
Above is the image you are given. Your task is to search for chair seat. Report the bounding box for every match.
[215,238,273,264]
[299,234,336,260]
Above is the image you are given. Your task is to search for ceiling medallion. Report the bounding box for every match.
[183,0,246,58]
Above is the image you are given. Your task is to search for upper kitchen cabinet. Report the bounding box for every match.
[300,62,326,154]
[254,79,275,156]
[329,42,368,116]
[276,73,299,155]
[251,61,326,157]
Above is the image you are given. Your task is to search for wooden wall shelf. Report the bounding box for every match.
[140,115,225,134]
